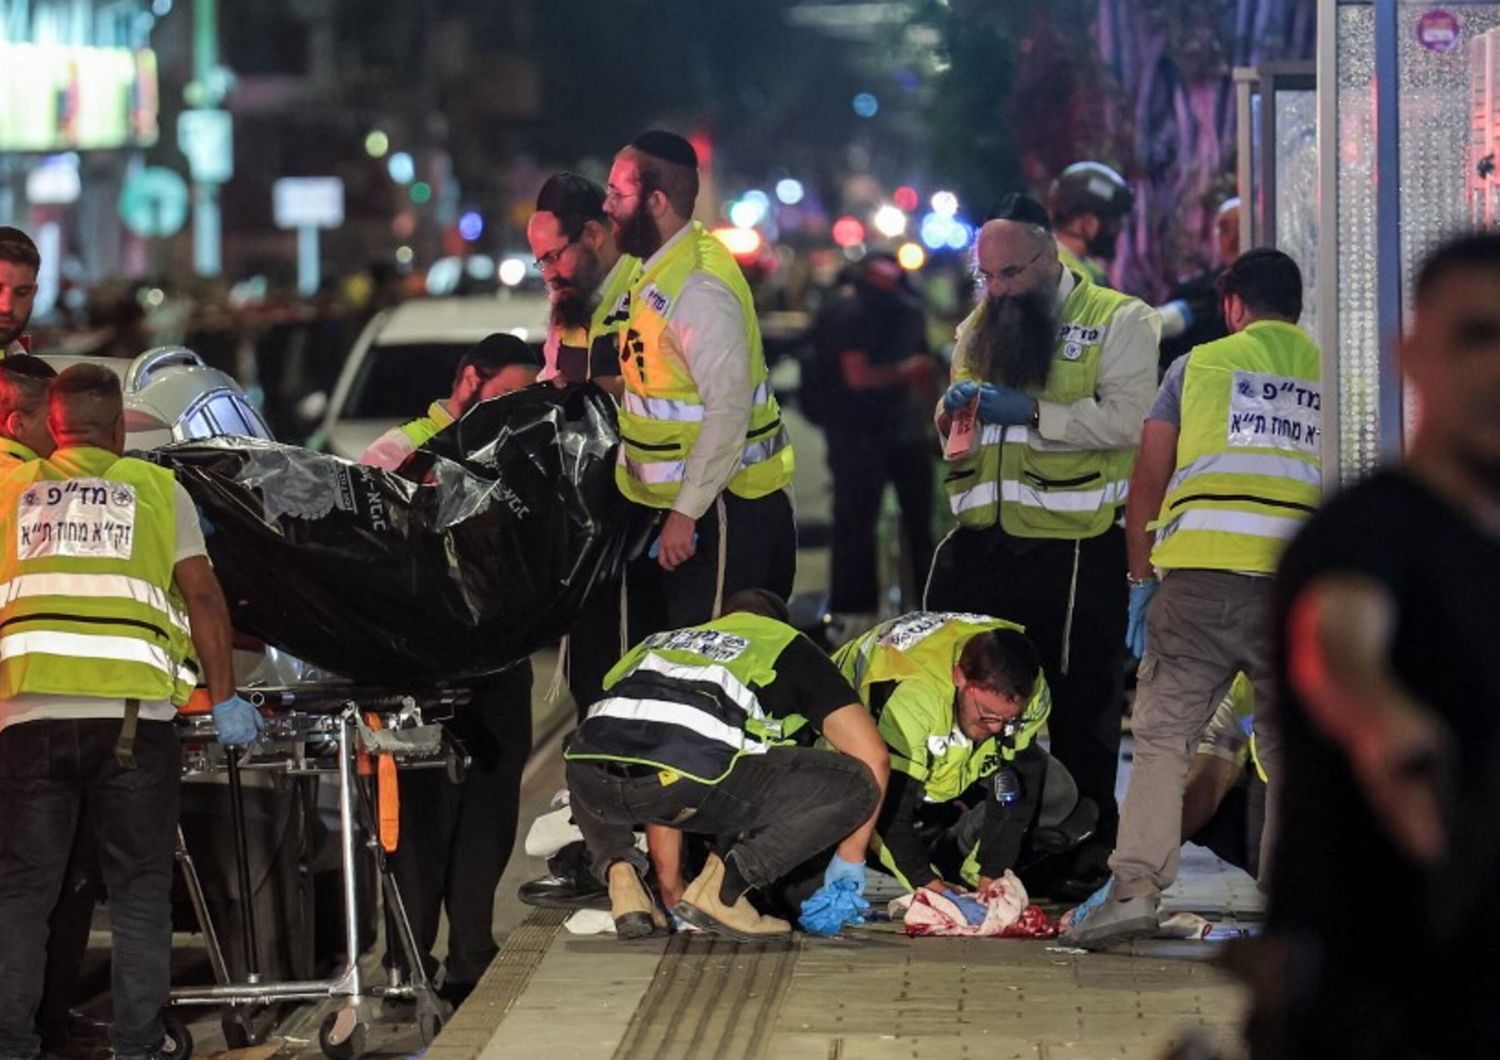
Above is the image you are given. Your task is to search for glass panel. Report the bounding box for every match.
[1274,88,1319,343]
[1336,3,1379,484]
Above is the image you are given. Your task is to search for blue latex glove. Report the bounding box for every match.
[648,532,698,560]
[798,877,871,935]
[823,854,867,896]
[976,384,1035,426]
[212,695,265,747]
[1068,878,1114,930]
[940,888,989,927]
[1126,579,1160,659]
[942,380,980,413]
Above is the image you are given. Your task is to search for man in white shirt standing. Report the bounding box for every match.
[926,194,1160,899]
[603,130,796,634]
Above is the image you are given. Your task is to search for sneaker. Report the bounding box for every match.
[518,841,609,910]
[1060,881,1160,951]
[673,854,791,942]
[607,862,667,940]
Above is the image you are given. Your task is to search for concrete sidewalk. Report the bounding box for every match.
[432,841,1260,1060]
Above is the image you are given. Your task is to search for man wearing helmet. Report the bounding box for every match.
[1047,162,1135,288]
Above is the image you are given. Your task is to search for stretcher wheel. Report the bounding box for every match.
[416,1009,443,1045]
[161,1016,193,1060]
[318,1008,367,1060]
[221,1007,262,1049]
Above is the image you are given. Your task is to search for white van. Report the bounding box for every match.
[308,293,549,459]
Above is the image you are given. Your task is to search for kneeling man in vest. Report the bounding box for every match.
[832,613,1076,912]
[0,365,255,1060]
[564,590,889,941]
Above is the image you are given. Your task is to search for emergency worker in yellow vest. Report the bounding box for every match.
[1064,248,1317,950]
[604,131,796,632]
[927,195,1159,898]
[0,365,247,1060]
[1046,162,1135,289]
[565,590,888,942]
[360,332,542,474]
[527,172,638,399]
[0,355,54,469]
[832,613,1059,906]
[0,227,39,359]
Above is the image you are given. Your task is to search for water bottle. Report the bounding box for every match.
[993,765,1021,807]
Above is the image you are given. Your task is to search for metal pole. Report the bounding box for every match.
[1374,0,1405,460]
[336,710,363,996]
[1316,0,1343,494]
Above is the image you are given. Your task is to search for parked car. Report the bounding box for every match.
[306,292,550,459]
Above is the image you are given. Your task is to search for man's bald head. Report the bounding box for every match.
[49,364,125,454]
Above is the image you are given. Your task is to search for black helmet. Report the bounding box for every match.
[1047,162,1134,224]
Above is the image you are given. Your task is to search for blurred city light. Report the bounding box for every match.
[498,257,527,286]
[852,92,879,118]
[395,245,414,265]
[466,255,495,279]
[832,216,865,247]
[897,242,926,270]
[152,0,172,15]
[409,181,432,204]
[872,204,908,238]
[931,190,959,217]
[728,198,766,229]
[426,257,462,296]
[387,152,415,184]
[947,220,974,250]
[744,189,770,211]
[458,210,484,241]
[893,185,920,212]
[775,178,805,205]
[920,212,956,249]
[713,226,763,257]
[364,130,389,158]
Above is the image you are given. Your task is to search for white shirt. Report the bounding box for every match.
[0,479,209,733]
[638,224,756,522]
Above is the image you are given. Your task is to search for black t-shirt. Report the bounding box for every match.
[807,284,930,434]
[757,633,861,730]
[1269,469,1500,961]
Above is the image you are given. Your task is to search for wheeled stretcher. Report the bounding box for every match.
[168,685,471,1060]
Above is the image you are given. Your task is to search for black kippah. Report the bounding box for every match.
[466,332,543,372]
[631,130,698,169]
[985,193,1052,231]
[536,172,606,221]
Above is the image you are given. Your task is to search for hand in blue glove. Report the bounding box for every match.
[942,380,980,413]
[212,695,265,747]
[1126,578,1160,659]
[941,888,989,927]
[976,384,1035,426]
[823,854,867,896]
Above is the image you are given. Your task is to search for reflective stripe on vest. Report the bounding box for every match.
[1151,320,1322,573]
[943,270,1139,538]
[564,613,800,784]
[0,448,197,705]
[614,222,794,508]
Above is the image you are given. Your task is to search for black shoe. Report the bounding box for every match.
[518,842,608,910]
[39,1010,110,1059]
[437,979,474,1008]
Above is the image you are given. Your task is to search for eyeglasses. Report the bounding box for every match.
[974,246,1045,287]
[533,237,577,271]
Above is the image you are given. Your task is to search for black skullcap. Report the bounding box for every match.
[0,354,57,380]
[630,130,699,169]
[461,332,543,375]
[535,172,606,223]
[985,194,1053,231]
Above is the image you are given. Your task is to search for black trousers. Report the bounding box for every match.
[388,663,532,987]
[37,815,104,1037]
[566,747,879,893]
[825,429,934,614]
[625,490,797,641]
[0,719,180,1059]
[925,523,1128,846]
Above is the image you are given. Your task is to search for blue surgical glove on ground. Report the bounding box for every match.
[798,877,871,935]
[941,889,989,927]
[823,854,867,896]
[976,384,1034,426]
[1126,579,1160,659]
[942,380,980,413]
[212,695,265,747]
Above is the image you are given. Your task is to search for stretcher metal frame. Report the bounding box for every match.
[167,685,471,1058]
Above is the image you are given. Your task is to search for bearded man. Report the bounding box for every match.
[526,173,637,398]
[925,193,1159,899]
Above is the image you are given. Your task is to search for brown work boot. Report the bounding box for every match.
[673,853,792,942]
[607,861,667,939]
